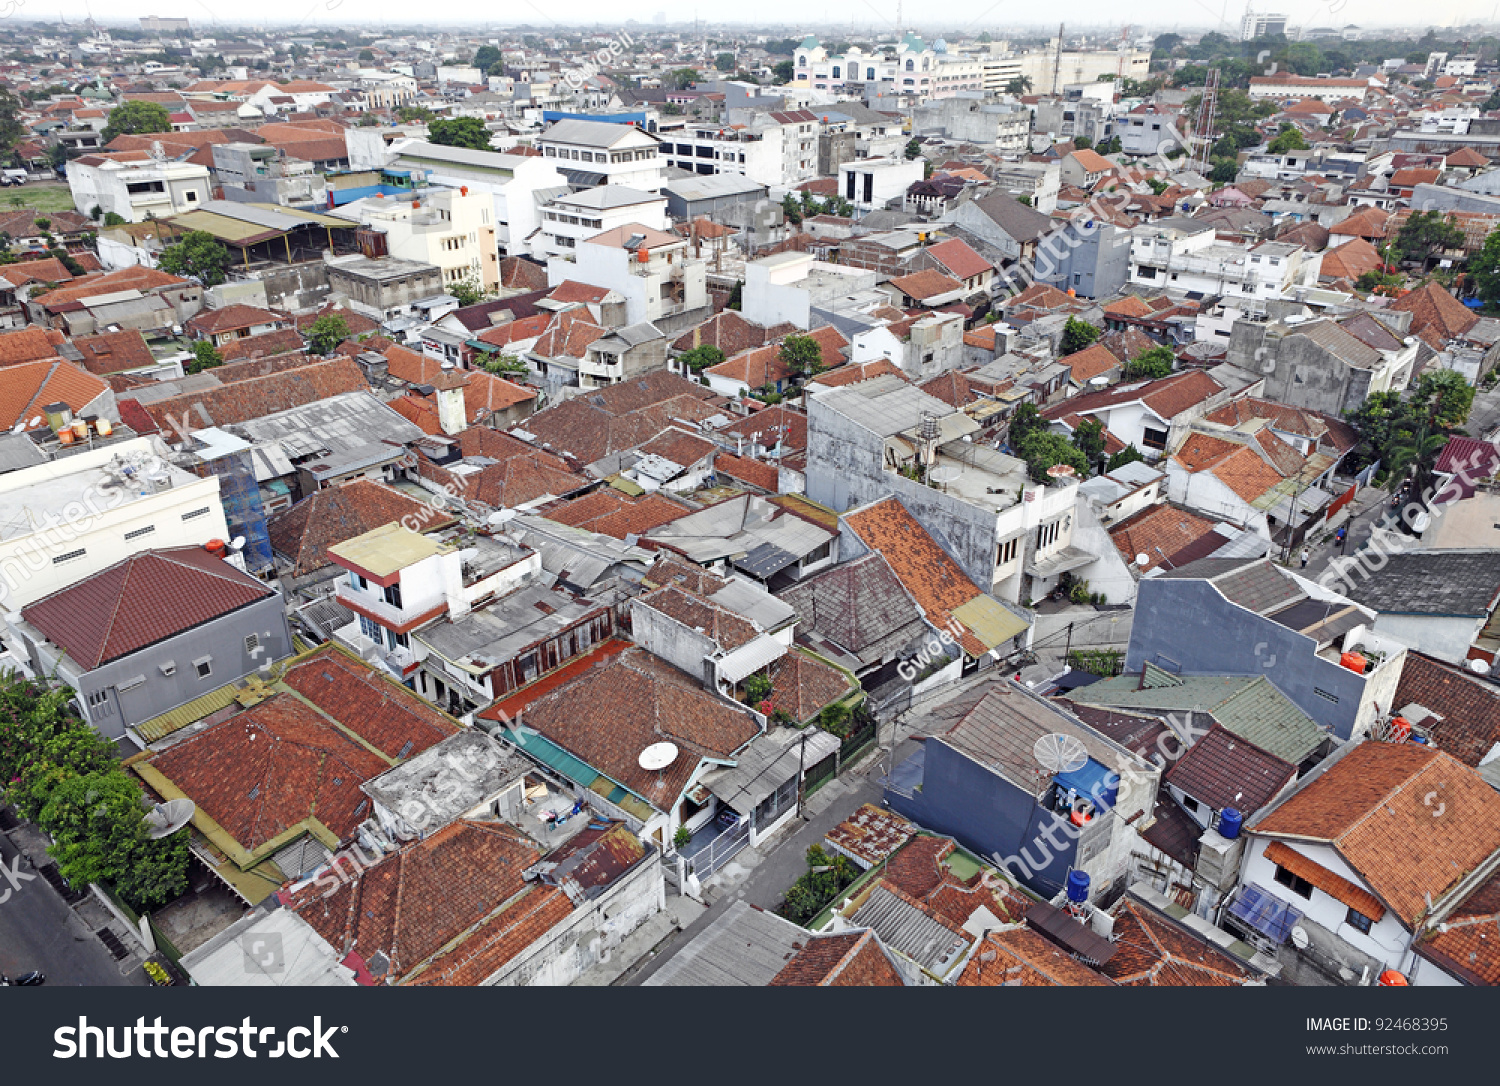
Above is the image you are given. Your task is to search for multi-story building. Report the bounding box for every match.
[358,70,419,110]
[546,224,708,328]
[357,186,499,295]
[839,157,924,212]
[211,142,325,207]
[68,151,212,223]
[1130,220,1319,299]
[1118,110,1188,157]
[535,118,665,192]
[326,255,445,322]
[536,186,669,260]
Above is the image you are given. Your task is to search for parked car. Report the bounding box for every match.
[0,970,45,985]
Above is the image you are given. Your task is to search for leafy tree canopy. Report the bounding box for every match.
[428,116,493,150]
[157,229,230,287]
[101,99,171,144]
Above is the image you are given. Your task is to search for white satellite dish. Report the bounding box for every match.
[930,466,960,485]
[228,535,246,551]
[638,742,679,771]
[1135,553,1150,567]
[1290,926,1310,950]
[1472,658,1491,675]
[144,798,195,839]
[1032,733,1089,774]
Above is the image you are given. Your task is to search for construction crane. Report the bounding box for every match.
[1192,66,1220,177]
[1052,23,1064,97]
[1117,24,1131,80]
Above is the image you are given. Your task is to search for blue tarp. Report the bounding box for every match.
[1054,757,1118,811]
[1229,882,1303,943]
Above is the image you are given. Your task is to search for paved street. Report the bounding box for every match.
[1300,490,1395,582]
[0,830,147,987]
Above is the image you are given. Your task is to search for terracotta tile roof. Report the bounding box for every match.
[888,268,964,302]
[1069,148,1115,174]
[186,303,287,337]
[1416,868,1500,984]
[714,451,779,492]
[288,819,546,984]
[1065,342,1122,384]
[1166,723,1294,813]
[922,238,992,280]
[1263,840,1386,920]
[1203,397,1357,454]
[1319,238,1382,281]
[131,356,369,438]
[1001,282,1077,313]
[769,930,904,986]
[546,280,611,305]
[808,359,907,390]
[517,371,718,465]
[69,328,157,374]
[1040,370,1223,425]
[0,257,74,288]
[144,691,391,853]
[638,584,759,651]
[1389,281,1479,341]
[279,644,460,761]
[0,325,65,367]
[1255,742,1500,927]
[403,883,574,986]
[957,927,1114,986]
[764,650,852,723]
[268,478,454,578]
[499,256,549,292]
[1328,206,1391,239]
[1391,652,1500,768]
[670,310,774,355]
[512,647,761,813]
[218,327,305,362]
[1102,294,1155,319]
[1171,433,1284,503]
[843,497,990,658]
[531,308,608,359]
[1447,147,1491,168]
[424,426,589,510]
[542,487,690,539]
[0,358,107,431]
[1389,167,1440,189]
[386,394,441,435]
[1102,900,1255,986]
[32,267,189,312]
[637,425,716,467]
[23,548,270,669]
[292,305,381,335]
[1109,503,1219,573]
[918,370,976,408]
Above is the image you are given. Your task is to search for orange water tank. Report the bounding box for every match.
[205,539,227,558]
[57,427,75,445]
[1340,652,1367,674]
[636,247,650,263]
[1389,716,1412,742]
[1378,970,1409,986]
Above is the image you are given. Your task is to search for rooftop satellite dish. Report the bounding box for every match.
[1472,658,1491,675]
[144,798,195,839]
[1135,553,1150,567]
[228,536,246,551]
[1032,733,1089,774]
[1290,926,1310,950]
[930,466,960,485]
[28,416,42,428]
[638,741,679,771]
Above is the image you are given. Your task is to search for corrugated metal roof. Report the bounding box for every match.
[134,684,244,743]
[706,728,839,816]
[717,634,788,684]
[951,594,1030,650]
[642,899,803,986]
[852,884,969,972]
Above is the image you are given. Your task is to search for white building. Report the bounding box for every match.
[546,224,707,327]
[1130,220,1319,300]
[839,157,924,212]
[67,152,212,223]
[535,118,665,192]
[536,186,669,260]
[742,251,879,331]
[384,141,569,258]
[351,186,499,294]
[0,438,228,610]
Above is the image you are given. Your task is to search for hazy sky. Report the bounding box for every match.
[24,0,1500,35]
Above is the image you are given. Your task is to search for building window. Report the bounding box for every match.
[1314,687,1340,704]
[383,582,403,609]
[52,548,85,563]
[244,633,260,656]
[1141,427,1169,451]
[124,525,155,540]
[1273,864,1314,899]
[1345,907,1373,935]
[1038,520,1061,551]
[349,571,367,590]
[194,657,213,679]
[182,506,211,520]
[86,689,110,707]
[1180,794,1200,813]
[997,537,1018,565]
[359,614,381,642]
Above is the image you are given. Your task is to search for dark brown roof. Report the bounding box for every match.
[1102,899,1255,986]
[1392,652,1500,769]
[769,931,904,986]
[1164,723,1295,814]
[131,356,369,437]
[268,478,455,578]
[22,547,270,669]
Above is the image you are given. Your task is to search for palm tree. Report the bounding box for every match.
[1386,412,1449,528]
[1005,75,1032,95]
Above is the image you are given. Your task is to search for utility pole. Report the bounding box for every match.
[1052,23,1064,97]
[795,728,809,819]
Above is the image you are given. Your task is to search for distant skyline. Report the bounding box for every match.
[13,1,1500,35]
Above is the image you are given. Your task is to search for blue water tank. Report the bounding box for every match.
[1066,869,1090,904]
[1219,807,1243,840]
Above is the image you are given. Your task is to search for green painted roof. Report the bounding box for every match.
[1070,672,1323,765]
[133,684,243,743]
[799,35,820,48]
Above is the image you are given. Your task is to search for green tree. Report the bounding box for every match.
[187,340,222,375]
[1267,125,1310,154]
[1073,135,1092,151]
[1469,228,1500,308]
[1390,210,1465,265]
[1106,444,1146,472]
[1345,389,1407,474]
[1072,418,1106,470]
[428,116,493,150]
[780,334,822,377]
[1007,401,1045,446]
[1060,316,1100,356]
[473,45,501,71]
[448,277,485,307]
[727,280,743,310]
[670,68,700,89]
[307,313,350,355]
[714,52,736,72]
[0,87,27,156]
[1210,160,1239,184]
[1410,368,1475,429]
[679,344,726,373]
[88,204,102,221]
[781,192,803,226]
[1005,75,1032,95]
[904,137,923,159]
[397,105,437,123]
[1124,345,1176,379]
[1016,429,1089,483]
[100,99,172,144]
[102,211,127,227]
[773,60,795,83]
[157,229,231,287]
[359,48,375,63]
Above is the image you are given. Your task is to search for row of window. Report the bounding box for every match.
[542,146,657,164]
[543,212,604,229]
[348,571,403,609]
[1272,863,1375,934]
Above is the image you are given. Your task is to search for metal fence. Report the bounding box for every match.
[682,818,751,881]
[839,718,878,769]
